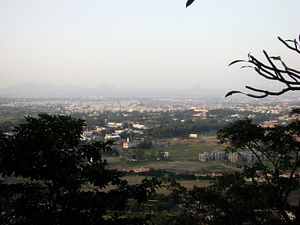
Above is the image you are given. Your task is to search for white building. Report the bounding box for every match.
[189,133,198,138]
[163,152,170,159]
[123,138,140,149]
[132,123,147,129]
[107,122,123,128]
[105,133,121,141]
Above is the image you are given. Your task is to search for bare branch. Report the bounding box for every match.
[278,36,300,54]
[227,35,300,98]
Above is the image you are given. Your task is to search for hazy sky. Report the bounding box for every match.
[0,0,299,92]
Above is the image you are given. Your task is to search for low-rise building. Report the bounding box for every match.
[189,133,198,138]
[262,120,279,128]
[199,150,266,164]
[192,108,209,119]
[123,138,140,149]
[107,122,123,128]
[105,133,121,141]
[132,123,147,129]
[163,151,170,159]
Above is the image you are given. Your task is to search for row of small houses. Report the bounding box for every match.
[117,167,150,173]
[199,150,267,164]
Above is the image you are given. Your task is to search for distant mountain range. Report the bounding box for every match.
[0,82,227,98]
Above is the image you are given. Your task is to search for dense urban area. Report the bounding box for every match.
[1,96,298,172]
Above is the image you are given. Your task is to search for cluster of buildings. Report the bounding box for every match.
[192,108,209,119]
[60,97,216,114]
[122,138,140,149]
[81,119,148,146]
[199,150,267,164]
[1,96,297,118]
[195,172,224,178]
[117,167,150,173]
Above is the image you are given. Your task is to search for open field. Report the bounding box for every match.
[0,115,23,123]
[120,175,211,187]
[106,158,240,174]
[104,135,240,174]
[121,175,212,195]
[288,189,300,206]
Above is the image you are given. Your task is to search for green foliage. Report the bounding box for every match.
[1,113,299,224]
[149,118,228,138]
[217,118,264,151]
[156,119,300,225]
[0,114,159,225]
[138,140,153,149]
[132,148,145,160]
[216,119,300,224]
[172,173,284,225]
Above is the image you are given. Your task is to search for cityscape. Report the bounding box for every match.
[1,96,299,174]
[1,0,299,224]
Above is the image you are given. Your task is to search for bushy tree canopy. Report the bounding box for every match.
[0,114,160,225]
[166,119,300,225]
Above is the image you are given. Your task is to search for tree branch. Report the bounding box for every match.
[227,35,300,98]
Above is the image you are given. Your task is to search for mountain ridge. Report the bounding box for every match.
[0,82,226,98]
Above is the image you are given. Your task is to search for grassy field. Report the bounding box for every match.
[107,158,240,174]
[104,135,240,174]
[142,135,221,161]
[120,175,211,187]
[119,175,212,195]
[288,189,300,206]
[0,115,23,123]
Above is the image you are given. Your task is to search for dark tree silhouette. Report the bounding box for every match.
[226,35,300,98]
[183,2,300,224]
[218,119,300,224]
[169,119,300,225]
[0,114,161,225]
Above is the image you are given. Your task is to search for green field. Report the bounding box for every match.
[0,115,23,123]
[104,135,240,174]
[121,175,212,193]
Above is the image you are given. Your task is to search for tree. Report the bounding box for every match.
[217,119,300,224]
[226,36,300,98]
[138,140,153,149]
[166,119,299,225]
[0,114,160,225]
[222,34,300,223]
[169,174,280,225]
[183,2,300,224]
[221,34,300,223]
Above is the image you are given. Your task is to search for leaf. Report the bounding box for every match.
[225,91,243,97]
[186,0,195,8]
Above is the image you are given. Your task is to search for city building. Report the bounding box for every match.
[189,133,198,138]
[192,108,209,119]
[262,120,279,128]
[163,152,170,159]
[199,150,267,164]
[105,133,121,141]
[123,137,140,149]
